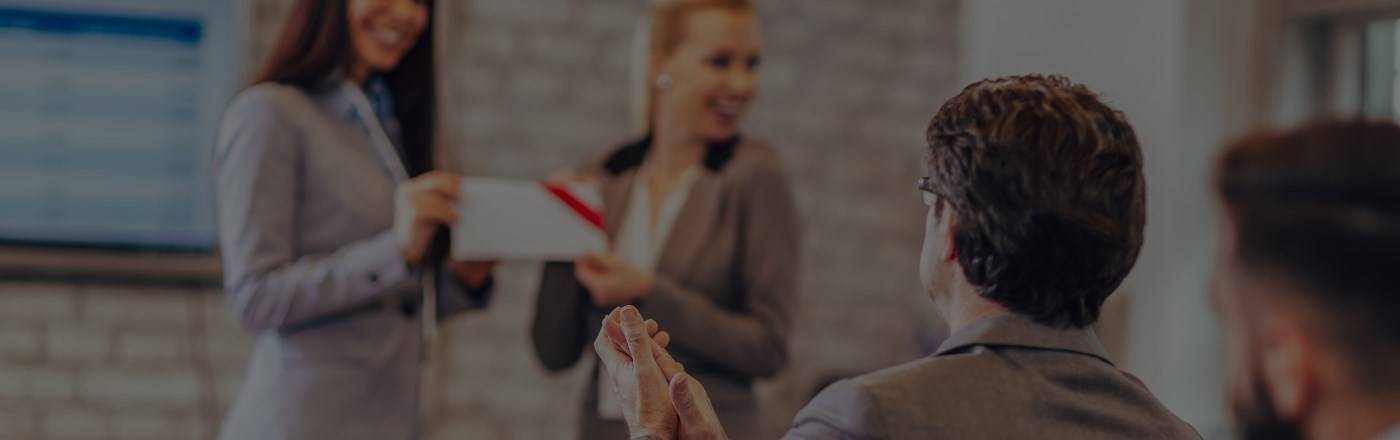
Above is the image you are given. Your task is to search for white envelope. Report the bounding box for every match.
[451,177,607,261]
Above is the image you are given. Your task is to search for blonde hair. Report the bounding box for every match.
[628,0,755,135]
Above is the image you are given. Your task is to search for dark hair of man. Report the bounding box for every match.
[1215,119,1400,392]
[925,74,1146,328]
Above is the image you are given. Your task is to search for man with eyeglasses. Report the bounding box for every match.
[592,75,1200,439]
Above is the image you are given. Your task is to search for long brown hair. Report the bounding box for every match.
[253,0,438,176]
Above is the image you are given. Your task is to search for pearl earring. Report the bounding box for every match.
[656,74,673,89]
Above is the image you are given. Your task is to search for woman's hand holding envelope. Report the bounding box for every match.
[395,172,500,288]
[576,252,656,307]
[394,171,462,264]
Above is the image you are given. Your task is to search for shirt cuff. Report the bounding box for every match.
[354,230,417,296]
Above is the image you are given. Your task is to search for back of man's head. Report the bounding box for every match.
[1216,119,1400,397]
[925,75,1146,329]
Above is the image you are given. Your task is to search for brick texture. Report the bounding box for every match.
[0,0,958,438]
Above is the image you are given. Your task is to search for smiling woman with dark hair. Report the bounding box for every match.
[212,1,495,438]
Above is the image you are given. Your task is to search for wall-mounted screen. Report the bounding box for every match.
[0,0,238,254]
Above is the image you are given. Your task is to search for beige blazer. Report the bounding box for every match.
[532,136,800,440]
[788,314,1201,439]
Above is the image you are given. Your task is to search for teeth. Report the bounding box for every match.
[375,29,403,45]
[712,101,743,116]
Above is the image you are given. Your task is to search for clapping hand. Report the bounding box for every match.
[594,306,728,440]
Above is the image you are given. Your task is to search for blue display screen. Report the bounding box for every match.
[0,3,229,252]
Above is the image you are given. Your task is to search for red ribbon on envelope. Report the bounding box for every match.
[542,183,605,232]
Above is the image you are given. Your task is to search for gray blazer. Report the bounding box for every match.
[532,136,800,440]
[788,314,1200,439]
[212,82,489,440]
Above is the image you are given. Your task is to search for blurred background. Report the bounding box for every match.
[0,0,1395,438]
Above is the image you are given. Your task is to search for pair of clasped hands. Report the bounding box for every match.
[595,305,728,440]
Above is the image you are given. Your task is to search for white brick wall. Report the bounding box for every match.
[0,323,41,359]
[109,412,204,440]
[45,326,111,364]
[0,285,77,321]
[0,366,76,403]
[80,369,203,408]
[113,330,187,364]
[0,0,958,438]
[81,289,193,327]
[0,405,40,438]
[43,408,107,440]
[0,282,217,440]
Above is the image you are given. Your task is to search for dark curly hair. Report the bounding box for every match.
[925,75,1146,329]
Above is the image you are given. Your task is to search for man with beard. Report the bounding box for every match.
[1212,119,1400,440]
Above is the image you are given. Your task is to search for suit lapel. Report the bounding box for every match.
[655,171,722,278]
[602,170,636,243]
[320,83,408,183]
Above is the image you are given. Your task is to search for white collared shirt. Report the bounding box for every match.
[615,166,701,271]
[597,164,701,420]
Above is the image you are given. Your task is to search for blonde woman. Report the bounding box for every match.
[530,0,799,438]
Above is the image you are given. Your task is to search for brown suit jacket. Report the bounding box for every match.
[787,314,1200,439]
[531,136,800,439]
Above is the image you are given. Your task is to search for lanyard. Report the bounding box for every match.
[340,79,411,183]
[344,79,440,417]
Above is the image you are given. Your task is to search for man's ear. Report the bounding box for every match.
[1260,312,1317,423]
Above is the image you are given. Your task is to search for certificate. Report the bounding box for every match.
[451,177,607,261]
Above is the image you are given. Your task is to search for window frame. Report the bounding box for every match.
[1257,0,1400,122]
